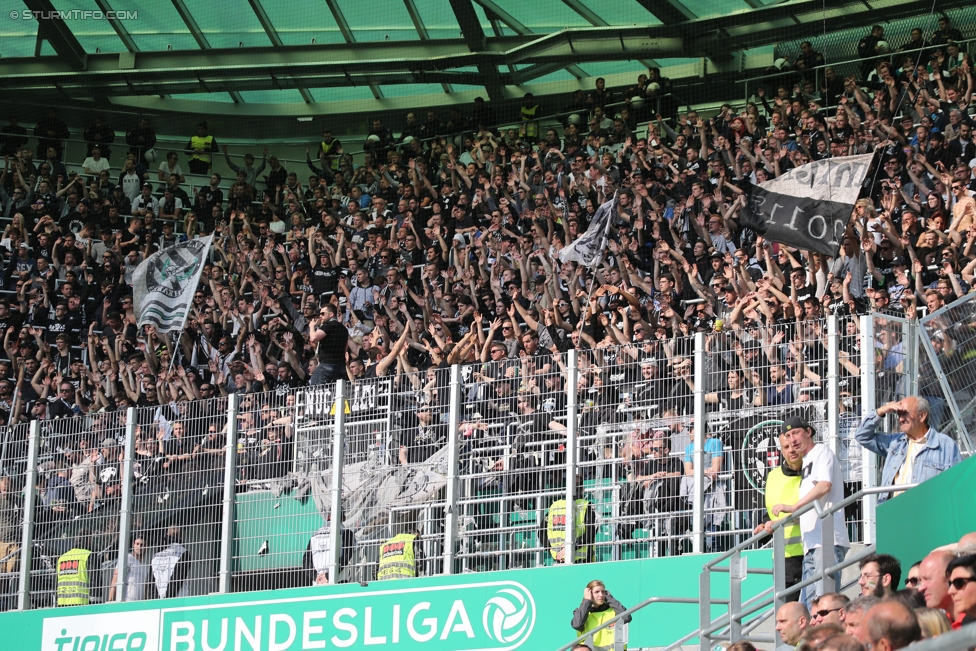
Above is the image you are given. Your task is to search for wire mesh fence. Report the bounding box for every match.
[0,421,30,611]
[919,294,976,453]
[5,309,966,608]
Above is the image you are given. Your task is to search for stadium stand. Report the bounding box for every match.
[0,8,974,651]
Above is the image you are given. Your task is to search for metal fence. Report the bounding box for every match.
[919,292,976,455]
[2,310,966,610]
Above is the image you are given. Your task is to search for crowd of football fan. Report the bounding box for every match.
[0,17,973,576]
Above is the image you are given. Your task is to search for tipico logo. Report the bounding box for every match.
[41,611,160,651]
[483,587,534,644]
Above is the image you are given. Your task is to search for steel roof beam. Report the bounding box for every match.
[246,0,314,103]
[22,0,87,69]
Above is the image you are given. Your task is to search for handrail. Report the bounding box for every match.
[554,597,719,651]
[703,483,918,571]
[901,622,976,651]
[672,483,921,650]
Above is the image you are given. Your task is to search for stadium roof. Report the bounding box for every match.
[0,0,968,116]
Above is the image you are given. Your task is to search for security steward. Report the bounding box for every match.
[186,121,216,174]
[377,528,424,580]
[571,579,631,651]
[754,431,804,600]
[57,534,99,606]
[543,477,597,564]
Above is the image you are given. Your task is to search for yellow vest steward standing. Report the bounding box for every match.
[377,533,417,580]
[190,135,214,164]
[520,103,539,138]
[57,548,92,606]
[577,608,622,651]
[547,498,590,562]
[765,467,803,557]
[321,140,340,171]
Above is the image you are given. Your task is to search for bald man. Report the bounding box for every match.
[859,601,921,651]
[917,551,955,620]
[854,396,960,501]
[957,531,976,555]
[775,601,809,647]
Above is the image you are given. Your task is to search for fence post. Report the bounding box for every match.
[859,315,878,545]
[772,526,787,643]
[329,380,347,584]
[115,408,137,602]
[218,393,240,594]
[904,319,918,397]
[565,348,579,565]
[827,315,840,457]
[692,331,706,555]
[729,549,743,642]
[699,567,712,651]
[444,365,461,575]
[17,420,40,611]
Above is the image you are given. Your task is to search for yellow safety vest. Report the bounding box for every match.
[377,533,417,580]
[190,135,214,163]
[520,104,539,138]
[547,499,590,562]
[765,467,803,557]
[56,548,92,606]
[577,607,624,651]
[320,140,340,171]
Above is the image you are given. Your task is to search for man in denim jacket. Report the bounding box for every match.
[854,396,961,502]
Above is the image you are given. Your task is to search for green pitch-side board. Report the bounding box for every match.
[2,550,772,651]
[876,453,976,581]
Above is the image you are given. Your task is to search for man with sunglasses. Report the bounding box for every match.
[854,396,961,502]
[308,303,348,386]
[811,593,850,626]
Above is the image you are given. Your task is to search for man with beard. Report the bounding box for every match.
[858,553,902,598]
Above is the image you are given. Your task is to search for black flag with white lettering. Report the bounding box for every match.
[738,154,874,257]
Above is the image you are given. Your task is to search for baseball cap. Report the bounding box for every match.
[102,437,118,448]
[780,416,811,434]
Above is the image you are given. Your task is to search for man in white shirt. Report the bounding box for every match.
[772,416,850,610]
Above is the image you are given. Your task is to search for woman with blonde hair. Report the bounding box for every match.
[915,607,950,638]
[571,580,631,651]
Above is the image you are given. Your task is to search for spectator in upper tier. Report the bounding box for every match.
[185,121,216,175]
[854,397,961,502]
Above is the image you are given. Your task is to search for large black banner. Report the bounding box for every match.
[738,154,874,257]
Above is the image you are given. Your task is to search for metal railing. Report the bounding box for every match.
[690,483,918,651]
[0,306,963,612]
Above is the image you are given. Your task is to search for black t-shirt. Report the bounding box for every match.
[311,263,339,296]
[316,319,348,365]
[399,421,447,463]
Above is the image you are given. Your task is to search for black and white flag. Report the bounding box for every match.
[559,192,619,267]
[134,236,213,333]
[738,154,874,257]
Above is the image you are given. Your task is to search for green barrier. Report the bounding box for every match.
[877,454,976,577]
[233,491,324,572]
[2,550,772,650]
